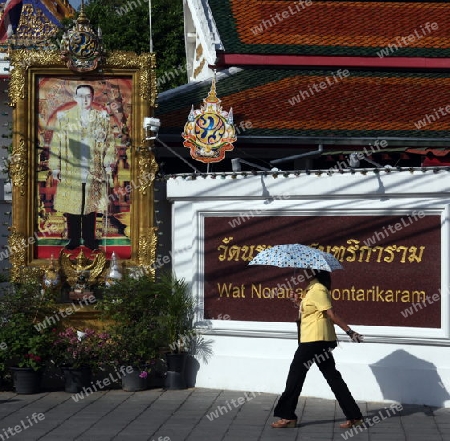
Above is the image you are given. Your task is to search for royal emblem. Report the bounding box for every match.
[60,2,104,73]
[182,75,236,163]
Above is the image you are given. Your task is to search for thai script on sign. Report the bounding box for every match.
[217,237,271,262]
[217,238,425,264]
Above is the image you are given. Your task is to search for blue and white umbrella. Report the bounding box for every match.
[248,244,343,272]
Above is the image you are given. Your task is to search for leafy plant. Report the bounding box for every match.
[0,282,59,372]
[52,327,111,371]
[2,316,55,371]
[155,272,195,353]
[98,269,196,383]
[98,273,162,368]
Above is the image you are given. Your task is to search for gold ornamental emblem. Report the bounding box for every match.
[60,3,104,73]
[182,75,236,163]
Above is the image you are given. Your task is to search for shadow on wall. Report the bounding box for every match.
[370,349,450,407]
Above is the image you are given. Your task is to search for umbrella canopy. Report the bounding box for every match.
[248,244,343,272]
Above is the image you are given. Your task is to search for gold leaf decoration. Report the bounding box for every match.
[137,150,158,195]
[193,58,206,79]
[196,44,203,61]
[10,137,27,196]
[8,227,28,281]
[9,50,156,106]
[9,50,62,105]
[102,52,157,106]
[138,227,158,278]
[19,267,44,285]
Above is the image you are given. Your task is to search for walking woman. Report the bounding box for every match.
[272,270,364,429]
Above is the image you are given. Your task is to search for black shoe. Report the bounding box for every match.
[83,240,98,251]
[65,214,82,250]
[82,213,97,250]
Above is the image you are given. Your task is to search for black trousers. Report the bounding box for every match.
[274,341,362,421]
[64,183,98,250]
[65,212,97,250]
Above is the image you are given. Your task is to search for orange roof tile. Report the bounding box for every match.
[209,0,450,57]
[157,69,450,140]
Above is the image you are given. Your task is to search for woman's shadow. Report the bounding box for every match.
[369,349,450,408]
[299,348,449,427]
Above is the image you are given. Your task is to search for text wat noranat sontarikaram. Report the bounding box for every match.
[217,282,428,304]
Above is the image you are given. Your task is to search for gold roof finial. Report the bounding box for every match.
[77,0,89,25]
[205,70,220,104]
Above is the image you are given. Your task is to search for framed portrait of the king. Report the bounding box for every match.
[8,50,158,285]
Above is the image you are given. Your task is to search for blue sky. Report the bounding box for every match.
[69,0,82,10]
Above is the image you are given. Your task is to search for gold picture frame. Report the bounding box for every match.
[8,49,158,284]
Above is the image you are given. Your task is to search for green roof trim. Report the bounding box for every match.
[159,127,450,139]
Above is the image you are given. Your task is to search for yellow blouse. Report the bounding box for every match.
[300,279,337,343]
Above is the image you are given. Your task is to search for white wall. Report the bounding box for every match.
[167,168,450,407]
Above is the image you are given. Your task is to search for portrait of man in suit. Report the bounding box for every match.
[48,84,116,250]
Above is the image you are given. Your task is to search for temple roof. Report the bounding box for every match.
[156,67,450,146]
[0,0,75,45]
[209,0,450,58]
[159,0,450,169]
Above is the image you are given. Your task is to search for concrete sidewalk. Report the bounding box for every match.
[0,387,448,441]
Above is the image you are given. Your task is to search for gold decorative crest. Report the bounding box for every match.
[182,75,236,163]
[60,4,104,72]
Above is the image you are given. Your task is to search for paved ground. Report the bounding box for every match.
[0,387,449,441]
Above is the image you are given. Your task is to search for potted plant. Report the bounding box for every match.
[52,326,111,393]
[0,282,59,393]
[155,272,195,390]
[98,273,162,391]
